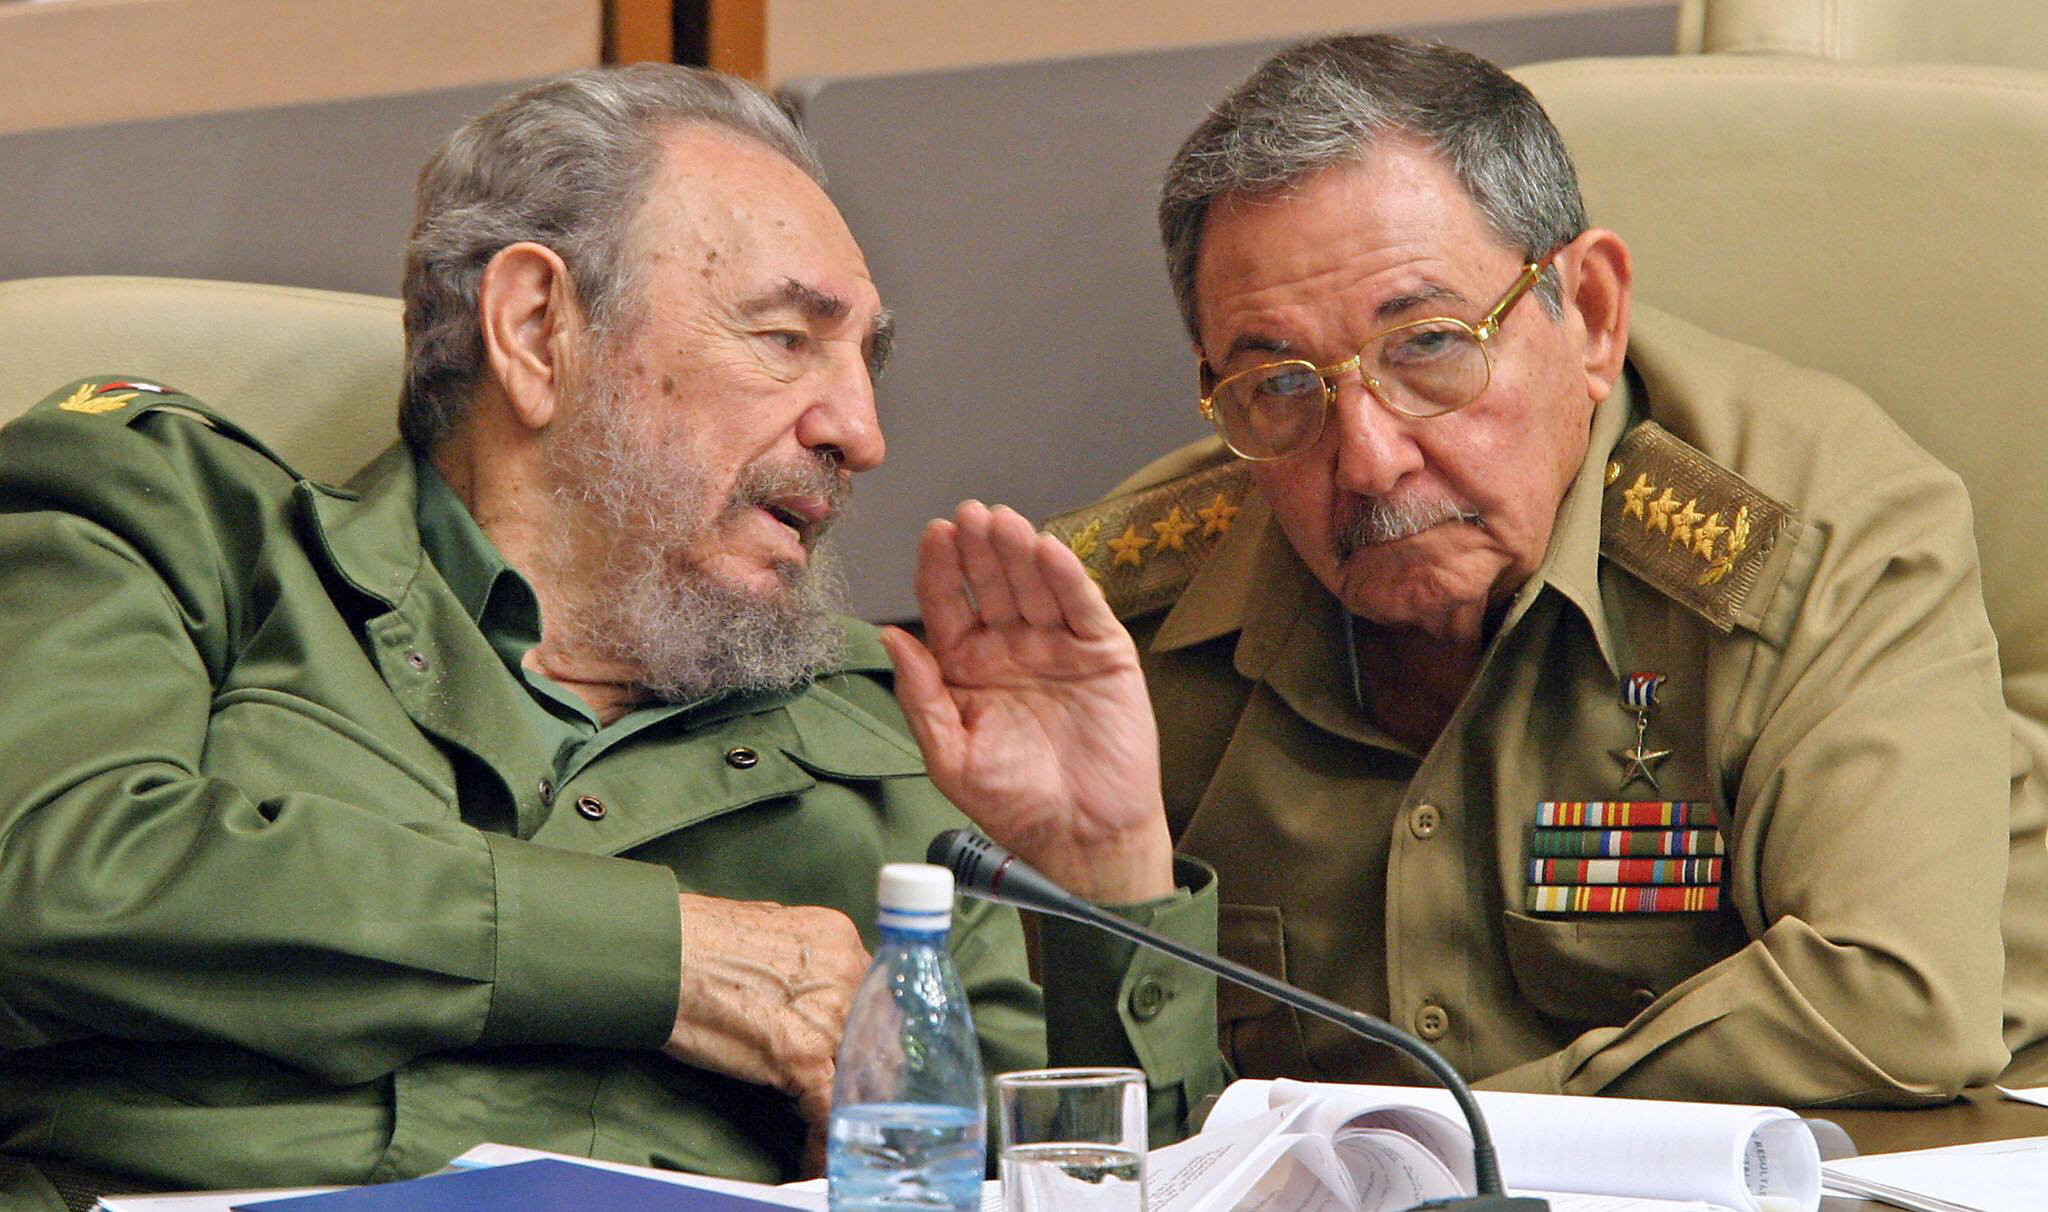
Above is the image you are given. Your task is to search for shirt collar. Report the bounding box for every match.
[1509,368,1638,678]
[1146,481,1332,690]
[411,451,547,676]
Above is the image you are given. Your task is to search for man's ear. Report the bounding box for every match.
[1560,228,1632,404]
[477,241,585,433]
[1193,342,1217,396]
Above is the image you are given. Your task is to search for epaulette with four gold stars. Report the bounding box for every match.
[1044,450,1251,620]
[1602,421,1800,635]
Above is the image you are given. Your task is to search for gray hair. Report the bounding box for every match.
[400,64,825,453]
[1159,33,1586,343]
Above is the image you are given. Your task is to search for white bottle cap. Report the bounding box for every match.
[877,862,955,928]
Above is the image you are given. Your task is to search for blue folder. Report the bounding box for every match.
[233,1159,794,1211]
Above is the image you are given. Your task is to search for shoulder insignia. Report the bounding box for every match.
[31,376,311,481]
[54,379,181,416]
[1602,421,1795,633]
[1044,456,1251,619]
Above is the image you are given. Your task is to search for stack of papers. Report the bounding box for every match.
[1157,1078,1839,1212]
[1821,1135,2048,1212]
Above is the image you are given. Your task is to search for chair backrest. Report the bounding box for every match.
[1676,0,2048,70]
[1514,53,2048,765]
[0,275,402,483]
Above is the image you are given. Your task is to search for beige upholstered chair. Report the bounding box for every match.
[1514,51,2048,794]
[1676,0,2048,70]
[0,275,402,483]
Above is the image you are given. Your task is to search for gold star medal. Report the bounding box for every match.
[1614,671,1672,796]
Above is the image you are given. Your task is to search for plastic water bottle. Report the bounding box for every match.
[827,862,986,1212]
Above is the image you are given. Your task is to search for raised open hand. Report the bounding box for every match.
[880,501,1172,903]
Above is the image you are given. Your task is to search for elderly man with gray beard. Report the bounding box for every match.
[888,32,2048,1110]
[0,66,1228,1210]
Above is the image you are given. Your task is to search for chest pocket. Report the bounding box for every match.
[205,689,457,821]
[1501,907,1745,1026]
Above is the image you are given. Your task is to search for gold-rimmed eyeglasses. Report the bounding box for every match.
[1198,256,1554,461]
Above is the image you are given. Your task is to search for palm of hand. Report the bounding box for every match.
[928,617,1162,854]
[886,502,1175,901]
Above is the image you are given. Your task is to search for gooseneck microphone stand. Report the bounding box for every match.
[929,828,1547,1212]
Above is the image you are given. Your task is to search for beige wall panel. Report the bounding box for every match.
[764,0,1672,84]
[0,0,601,135]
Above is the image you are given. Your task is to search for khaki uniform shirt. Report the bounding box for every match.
[1055,307,2048,1107]
[0,381,1225,1206]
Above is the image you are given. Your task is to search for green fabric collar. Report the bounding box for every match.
[411,452,550,685]
[299,444,426,610]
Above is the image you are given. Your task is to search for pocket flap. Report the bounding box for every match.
[1502,908,1742,1026]
[1216,902,1290,1023]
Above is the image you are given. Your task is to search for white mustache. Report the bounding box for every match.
[1339,495,1480,556]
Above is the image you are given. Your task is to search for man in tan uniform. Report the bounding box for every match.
[892,34,2048,1106]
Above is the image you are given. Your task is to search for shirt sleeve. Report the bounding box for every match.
[1036,856,1232,1144]
[0,404,681,1084]
[1481,459,2019,1105]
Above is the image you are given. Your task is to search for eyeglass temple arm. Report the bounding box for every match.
[1473,261,1548,342]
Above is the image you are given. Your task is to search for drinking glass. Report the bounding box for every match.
[996,1067,1147,1212]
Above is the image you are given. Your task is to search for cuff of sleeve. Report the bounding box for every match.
[478,834,681,1049]
[1040,855,1219,1087]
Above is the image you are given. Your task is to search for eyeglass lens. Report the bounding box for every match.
[1214,321,1489,458]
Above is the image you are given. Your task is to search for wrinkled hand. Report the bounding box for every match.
[881,501,1173,903]
[663,893,870,1178]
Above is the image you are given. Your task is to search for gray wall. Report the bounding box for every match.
[0,82,528,298]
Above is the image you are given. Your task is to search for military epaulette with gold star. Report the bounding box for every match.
[1602,421,1801,636]
[1043,449,1251,620]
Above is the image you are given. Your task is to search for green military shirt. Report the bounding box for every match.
[1050,306,2048,1107]
[0,380,1226,1206]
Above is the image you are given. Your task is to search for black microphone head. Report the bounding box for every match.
[925,828,1097,921]
[925,827,966,869]
[927,828,1001,896]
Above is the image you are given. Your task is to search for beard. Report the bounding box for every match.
[538,354,851,703]
[1336,493,1480,560]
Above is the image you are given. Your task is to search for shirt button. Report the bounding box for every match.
[1129,976,1169,1021]
[725,746,760,769]
[1414,1001,1450,1041]
[537,778,555,806]
[575,794,606,821]
[1408,802,1441,840]
[404,649,429,672]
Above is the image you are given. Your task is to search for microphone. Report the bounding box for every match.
[929,828,1545,1212]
